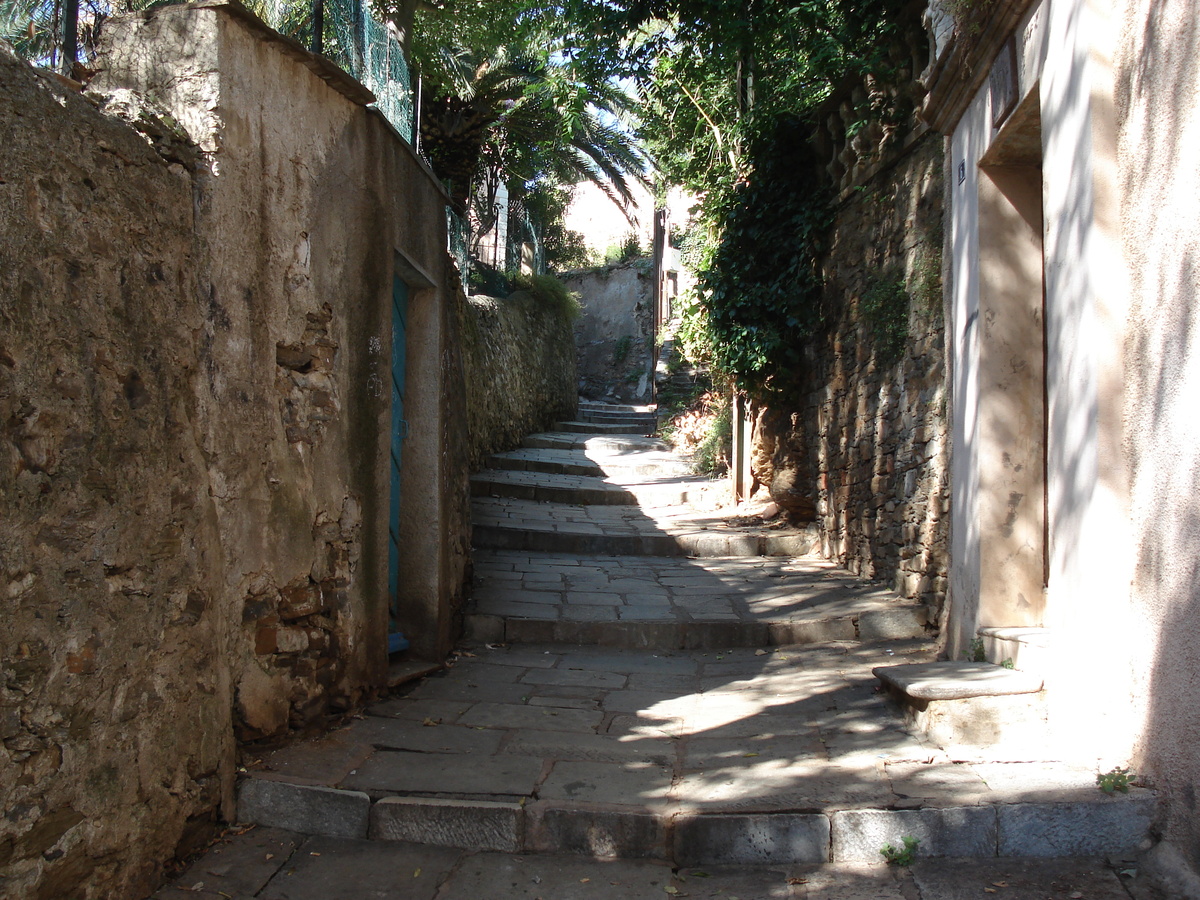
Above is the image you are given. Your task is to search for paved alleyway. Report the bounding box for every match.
[149,402,1155,899]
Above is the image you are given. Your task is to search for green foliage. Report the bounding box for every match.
[468,261,514,298]
[860,273,910,367]
[612,335,633,365]
[571,0,917,398]
[511,272,582,320]
[964,637,986,662]
[880,836,919,867]
[1000,658,1015,669]
[1097,767,1134,795]
[692,120,833,396]
[692,397,732,475]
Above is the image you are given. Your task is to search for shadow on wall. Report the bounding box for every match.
[1117,0,1198,877]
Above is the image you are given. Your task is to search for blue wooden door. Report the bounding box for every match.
[387,276,410,653]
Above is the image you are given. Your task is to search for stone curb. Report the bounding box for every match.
[238,778,370,839]
[238,775,1156,866]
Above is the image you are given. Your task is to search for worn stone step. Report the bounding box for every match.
[470,470,705,507]
[470,520,820,558]
[238,765,1155,866]
[151,824,1147,900]
[552,420,653,435]
[522,432,671,453]
[578,401,656,415]
[874,662,1050,761]
[463,606,930,649]
[489,448,694,482]
[464,550,929,649]
[234,642,1155,866]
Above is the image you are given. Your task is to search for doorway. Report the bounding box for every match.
[975,88,1047,629]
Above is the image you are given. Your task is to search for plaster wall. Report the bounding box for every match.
[943,0,1200,876]
[1115,0,1200,875]
[96,2,468,672]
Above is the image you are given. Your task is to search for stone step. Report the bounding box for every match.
[236,643,1154,867]
[552,420,653,435]
[463,550,930,649]
[978,626,1051,676]
[522,432,671,453]
[470,519,820,558]
[490,446,693,480]
[463,605,931,649]
[470,470,704,507]
[237,776,1156,866]
[873,662,1050,761]
[151,830,1148,900]
[578,401,656,415]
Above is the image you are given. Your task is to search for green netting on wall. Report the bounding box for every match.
[446,206,469,280]
[252,0,414,141]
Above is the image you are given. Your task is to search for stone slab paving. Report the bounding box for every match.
[239,641,1155,865]
[146,826,1143,899]
[465,551,928,648]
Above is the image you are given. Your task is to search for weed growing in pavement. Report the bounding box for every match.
[1097,767,1134,794]
[880,836,920,866]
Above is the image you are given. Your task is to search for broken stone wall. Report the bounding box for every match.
[459,287,578,470]
[0,47,231,900]
[752,132,948,619]
[565,260,655,403]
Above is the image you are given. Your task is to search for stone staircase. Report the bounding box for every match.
[236,402,1155,870]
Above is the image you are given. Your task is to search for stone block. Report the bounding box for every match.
[237,778,369,839]
[996,795,1156,857]
[528,804,667,858]
[369,797,523,852]
[672,813,830,865]
[858,607,927,640]
[830,807,997,861]
[461,614,505,643]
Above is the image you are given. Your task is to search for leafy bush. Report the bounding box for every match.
[511,272,582,320]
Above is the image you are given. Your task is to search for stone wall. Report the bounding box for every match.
[751,132,948,619]
[459,287,578,470]
[564,260,655,403]
[0,47,230,900]
[0,3,472,894]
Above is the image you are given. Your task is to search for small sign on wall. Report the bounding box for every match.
[990,38,1019,128]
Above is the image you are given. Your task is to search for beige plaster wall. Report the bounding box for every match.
[1115,0,1200,876]
[96,0,468,684]
[942,0,1200,874]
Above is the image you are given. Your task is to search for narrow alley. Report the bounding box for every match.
[151,403,1152,899]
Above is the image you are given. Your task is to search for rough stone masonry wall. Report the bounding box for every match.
[459,288,577,470]
[753,132,948,618]
[565,261,655,403]
[0,48,232,900]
